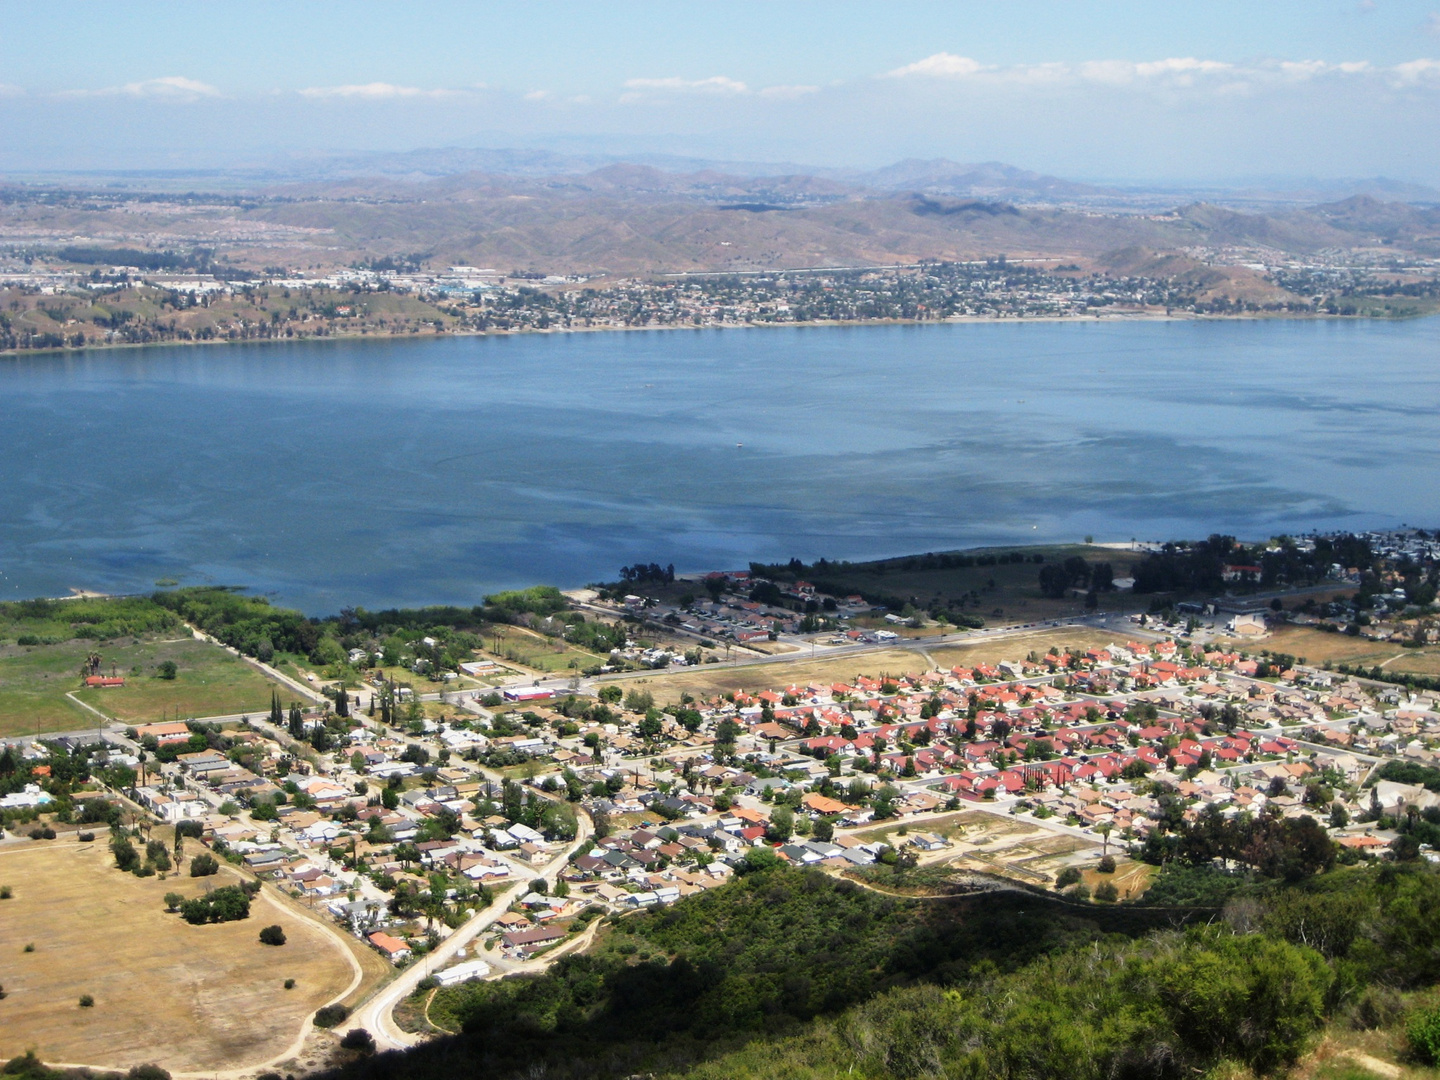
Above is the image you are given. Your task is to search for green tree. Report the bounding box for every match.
[767,806,794,843]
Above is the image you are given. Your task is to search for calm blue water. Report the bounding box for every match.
[1,319,1436,614]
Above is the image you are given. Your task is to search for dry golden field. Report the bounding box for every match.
[612,626,1132,704]
[0,838,360,1072]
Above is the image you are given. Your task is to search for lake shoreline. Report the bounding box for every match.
[0,305,1426,361]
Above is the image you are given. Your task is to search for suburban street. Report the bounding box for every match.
[347,809,594,1051]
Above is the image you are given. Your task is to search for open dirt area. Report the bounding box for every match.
[1252,625,1440,680]
[1081,859,1156,901]
[0,838,360,1073]
[611,647,931,703]
[926,628,1134,669]
[617,626,1133,704]
[852,808,1102,888]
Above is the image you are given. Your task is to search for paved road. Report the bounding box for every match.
[347,809,594,1050]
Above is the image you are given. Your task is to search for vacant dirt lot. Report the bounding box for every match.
[610,627,1134,704]
[927,627,1133,670]
[612,647,929,703]
[0,839,358,1072]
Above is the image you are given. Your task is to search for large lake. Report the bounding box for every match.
[1,318,1436,614]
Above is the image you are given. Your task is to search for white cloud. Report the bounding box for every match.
[622,75,749,95]
[884,53,988,79]
[1392,58,1440,82]
[882,54,1427,93]
[59,76,220,100]
[887,54,1237,86]
[758,84,819,99]
[297,82,458,99]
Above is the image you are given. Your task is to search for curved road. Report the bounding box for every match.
[347,809,593,1050]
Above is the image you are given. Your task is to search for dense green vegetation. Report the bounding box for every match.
[153,584,572,670]
[1130,533,1375,594]
[318,861,1440,1080]
[0,596,180,643]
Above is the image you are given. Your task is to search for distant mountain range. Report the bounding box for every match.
[15,145,1439,210]
[5,148,1438,278]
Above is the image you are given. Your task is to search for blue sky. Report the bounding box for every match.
[4,0,1439,180]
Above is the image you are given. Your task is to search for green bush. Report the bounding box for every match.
[314,1003,350,1028]
[259,925,286,946]
[1408,1004,1440,1065]
[339,1028,375,1053]
[189,853,219,877]
[1055,866,1082,889]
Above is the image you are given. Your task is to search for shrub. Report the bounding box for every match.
[1094,881,1121,903]
[1097,855,1117,873]
[126,1065,172,1080]
[76,832,95,843]
[284,978,296,990]
[163,892,184,912]
[259,925,287,946]
[1055,866,1082,889]
[189,853,219,877]
[23,942,34,953]
[1409,1005,1440,1065]
[314,1003,350,1028]
[0,885,11,899]
[1347,985,1405,1031]
[339,1028,375,1053]
[78,994,95,1008]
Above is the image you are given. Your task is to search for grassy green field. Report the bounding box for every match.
[0,635,287,736]
[485,625,605,673]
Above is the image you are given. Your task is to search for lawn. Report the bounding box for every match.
[0,634,289,737]
[0,838,358,1072]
